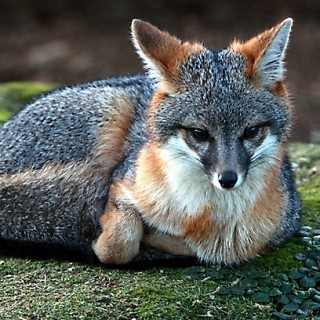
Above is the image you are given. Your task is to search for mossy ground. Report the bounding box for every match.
[0,83,319,319]
[0,259,285,319]
[0,82,57,123]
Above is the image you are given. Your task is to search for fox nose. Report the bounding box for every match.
[218,171,238,189]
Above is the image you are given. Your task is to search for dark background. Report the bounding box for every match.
[0,0,319,142]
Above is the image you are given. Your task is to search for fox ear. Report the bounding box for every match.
[131,19,203,90]
[231,18,293,88]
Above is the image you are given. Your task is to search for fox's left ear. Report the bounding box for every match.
[131,19,203,92]
[231,18,293,88]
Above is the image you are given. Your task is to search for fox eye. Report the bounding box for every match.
[189,128,210,141]
[243,126,261,140]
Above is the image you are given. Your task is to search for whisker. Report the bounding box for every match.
[249,152,282,171]
[163,149,201,166]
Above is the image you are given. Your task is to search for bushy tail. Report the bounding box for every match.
[0,161,107,249]
[0,95,135,261]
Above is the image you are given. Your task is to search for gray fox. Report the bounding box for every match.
[0,18,301,265]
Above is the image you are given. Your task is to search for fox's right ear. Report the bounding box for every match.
[131,19,203,92]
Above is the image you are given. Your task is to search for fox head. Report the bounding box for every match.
[131,19,293,191]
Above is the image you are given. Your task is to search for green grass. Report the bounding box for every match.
[289,143,320,187]
[0,260,281,319]
[0,83,319,319]
[0,110,13,123]
[0,82,57,123]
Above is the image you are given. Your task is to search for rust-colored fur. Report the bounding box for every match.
[230,19,289,86]
[182,207,213,241]
[132,19,203,78]
[270,81,289,97]
[143,228,195,257]
[95,95,134,167]
[93,181,143,265]
[132,19,203,94]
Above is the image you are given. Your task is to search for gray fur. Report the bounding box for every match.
[0,75,153,174]
[0,21,301,264]
[0,161,106,246]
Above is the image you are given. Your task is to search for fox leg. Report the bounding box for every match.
[92,183,143,265]
[142,229,195,257]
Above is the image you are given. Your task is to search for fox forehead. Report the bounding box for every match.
[181,48,249,95]
[175,48,284,119]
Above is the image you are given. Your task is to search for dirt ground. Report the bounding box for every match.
[0,0,319,142]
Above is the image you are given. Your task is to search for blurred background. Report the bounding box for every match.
[0,0,319,142]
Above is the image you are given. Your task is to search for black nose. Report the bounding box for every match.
[218,171,238,189]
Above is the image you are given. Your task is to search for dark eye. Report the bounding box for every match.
[190,128,210,141]
[243,126,261,140]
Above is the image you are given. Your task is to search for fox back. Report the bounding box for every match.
[0,75,155,174]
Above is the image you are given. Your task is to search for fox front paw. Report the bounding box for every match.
[92,200,143,265]
[92,232,141,265]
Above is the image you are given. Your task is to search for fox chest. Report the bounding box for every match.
[129,175,283,264]
[131,166,259,234]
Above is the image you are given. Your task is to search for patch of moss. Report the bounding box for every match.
[299,179,320,228]
[289,143,320,186]
[0,109,13,123]
[0,82,57,122]
[251,242,303,274]
[1,258,278,319]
